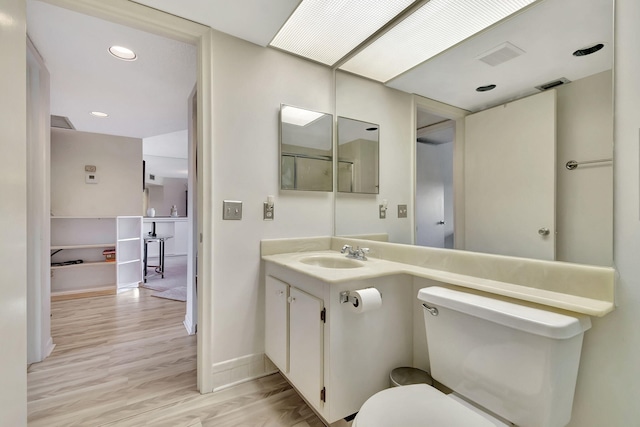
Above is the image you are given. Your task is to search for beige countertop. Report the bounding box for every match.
[261,238,616,317]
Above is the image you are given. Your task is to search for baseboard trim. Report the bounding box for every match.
[43,337,55,360]
[210,353,278,391]
[183,314,196,335]
[51,286,116,301]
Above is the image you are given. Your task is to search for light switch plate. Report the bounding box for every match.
[223,200,242,220]
[398,204,408,218]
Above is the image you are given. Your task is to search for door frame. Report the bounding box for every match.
[411,95,469,249]
[37,0,215,393]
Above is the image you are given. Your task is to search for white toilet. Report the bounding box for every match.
[353,287,592,427]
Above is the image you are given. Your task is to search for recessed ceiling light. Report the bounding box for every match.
[270,0,414,66]
[340,0,537,82]
[108,45,137,61]
[476,84,497,92]
[572,43,604,57]
[90,111,109,118]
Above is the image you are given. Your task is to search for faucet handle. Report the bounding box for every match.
[341,244,352,254]
[360,248,370,254]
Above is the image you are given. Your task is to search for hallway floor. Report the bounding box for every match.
[27,288,324,426]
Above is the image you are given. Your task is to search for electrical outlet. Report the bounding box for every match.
[263,202,274,220]
[379,204,386,219]
[223,200,242,220]
[398,204,408,218]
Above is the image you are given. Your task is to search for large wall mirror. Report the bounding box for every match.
[280,104,333,192]
[334,0,613,267]
[337,117,379,194]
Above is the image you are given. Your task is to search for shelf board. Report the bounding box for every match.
[51,261,116,270]
[117,237,141,242]
[51,243,116,250]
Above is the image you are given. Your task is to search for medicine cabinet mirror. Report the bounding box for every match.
[280,104,333,192]
[337,117,380,194]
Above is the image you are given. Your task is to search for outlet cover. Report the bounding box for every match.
[263,202,274,220]
[379,204,386,219]
[223,200,242,220]
[398,204,408,218]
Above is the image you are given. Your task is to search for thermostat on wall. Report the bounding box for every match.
[85,172,99,184]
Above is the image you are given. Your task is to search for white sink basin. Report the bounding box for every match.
[299,255,364,269]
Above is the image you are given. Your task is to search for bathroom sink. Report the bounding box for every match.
[299,255,364,269]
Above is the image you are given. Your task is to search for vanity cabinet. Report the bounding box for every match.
[264,262,413,425]
[265,276,325,411]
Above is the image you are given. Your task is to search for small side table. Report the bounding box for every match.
[143,235,173,282]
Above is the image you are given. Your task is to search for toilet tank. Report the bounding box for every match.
[418,287,591,427]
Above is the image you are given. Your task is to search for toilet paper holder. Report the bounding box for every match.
[339,290,381,305]
[340,291,357,305]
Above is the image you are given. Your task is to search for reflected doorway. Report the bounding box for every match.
[416,108,454,249]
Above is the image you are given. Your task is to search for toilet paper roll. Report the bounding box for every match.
[350,288,382,314]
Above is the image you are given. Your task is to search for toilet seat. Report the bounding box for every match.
[353,384,497,427]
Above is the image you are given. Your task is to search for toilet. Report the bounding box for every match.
[353,287,592,427]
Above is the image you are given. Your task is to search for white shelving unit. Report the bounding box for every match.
[117,216,143,291]
[50,216,142,300]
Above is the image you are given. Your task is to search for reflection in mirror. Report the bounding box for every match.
[280,105,333,191]
[334,0,613,267]
[337,117,379,194]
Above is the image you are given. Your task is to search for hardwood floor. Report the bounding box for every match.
[27,288,325,427]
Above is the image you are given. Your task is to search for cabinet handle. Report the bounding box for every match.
[288,296,296,303]
[277,290,284,297]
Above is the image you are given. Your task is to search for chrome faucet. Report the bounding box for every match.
[341,245,370,261]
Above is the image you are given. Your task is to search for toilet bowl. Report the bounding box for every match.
[352,384,507,427]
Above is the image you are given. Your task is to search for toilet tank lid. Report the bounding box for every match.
[418,287,591,339]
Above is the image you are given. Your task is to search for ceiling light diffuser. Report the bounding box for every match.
[340,0,537,82]
[281,105,324,126]
[270,0,414,66]
[90,111,109,118]
[109,45,137,61]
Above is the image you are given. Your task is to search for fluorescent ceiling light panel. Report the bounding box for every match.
[281,105,324,126]
[270,0,414,66]
[340,0,537,82]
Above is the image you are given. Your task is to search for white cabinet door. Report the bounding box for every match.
[265,276,289,373]
[289,287,324,409]
[464,90,556,260]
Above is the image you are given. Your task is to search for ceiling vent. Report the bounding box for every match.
[51,115,75,130]
[535,77,571,91]
[476,42,525,67]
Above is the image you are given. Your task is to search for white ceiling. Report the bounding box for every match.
[388,0,613,112]
[27,0,197,139]
[26,0,612,142]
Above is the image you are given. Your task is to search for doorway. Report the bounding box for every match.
[25,0,213,393]
[416,108,454,249]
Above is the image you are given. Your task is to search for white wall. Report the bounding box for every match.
[556,70,613,266]
[211,30,334,366]
[26,37,52,364]
[148,177,187,217]
[0,0,27,424]
[51,128,142,216]
[566,1,640,424]
[335,71,413,244]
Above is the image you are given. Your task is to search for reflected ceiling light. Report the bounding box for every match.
[108,45,137,61]
[270,0,414,66]
[90,111,109,118]
[281,105,324,126]
[340,0,537,82]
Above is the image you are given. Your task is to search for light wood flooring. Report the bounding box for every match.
[27,288,325,427]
